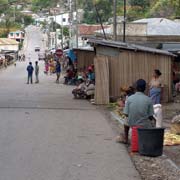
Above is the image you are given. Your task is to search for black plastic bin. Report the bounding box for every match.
[137,128,165,157]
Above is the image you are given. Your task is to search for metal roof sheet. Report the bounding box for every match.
[0,38,19,45]
[88,38,175,57]
[133,18,180,36]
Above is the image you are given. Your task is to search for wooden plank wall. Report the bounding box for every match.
[94,56,110,104]
[76,50,95,70]
[108,51,172,102]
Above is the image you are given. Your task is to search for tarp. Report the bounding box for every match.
[67,49,77,62]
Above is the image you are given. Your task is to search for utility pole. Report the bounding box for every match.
[113,0,117,41]
[54,9,57,49]
[69,0,73,48]
[75,0,78,48]
[61,15,63,49]
[123,0,126,42]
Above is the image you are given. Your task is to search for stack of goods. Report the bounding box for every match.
[171,115,180,135]
[164,115,180,146]
[113,86,134,120]
[114,99,126,120]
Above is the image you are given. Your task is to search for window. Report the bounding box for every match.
[10,33,13,37]
[16,33,19,37]
[63,18,66,22]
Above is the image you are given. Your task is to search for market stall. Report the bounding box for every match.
[89,39,175,105]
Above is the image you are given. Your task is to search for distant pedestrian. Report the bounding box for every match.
[22,54,25,61]
[3,58,7,68]
[44,61,49,74]
[35,61,39,83]
[55,60,61,83]
[27,62,34,84]
[18,55,21,61]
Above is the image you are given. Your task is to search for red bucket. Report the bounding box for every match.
[131,126,141,152]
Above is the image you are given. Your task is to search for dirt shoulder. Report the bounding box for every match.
[99,104,180,180]
[163,102,180,168]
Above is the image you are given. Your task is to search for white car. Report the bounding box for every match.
[38,52,45,61]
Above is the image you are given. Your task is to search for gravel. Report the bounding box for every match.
[101,106,180,180]
[131,153,180,180]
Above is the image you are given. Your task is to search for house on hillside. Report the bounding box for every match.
[77,24,110,47]
[96,18,180,48]
[0,38,19,51]
[8,31,24,42]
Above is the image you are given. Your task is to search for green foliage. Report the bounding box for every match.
[81,0,112,24]
[148,0,180,18]
[19,41,23,49]
[126,0,151,20]
[0,1,34,37]
[115,0,180,20]
[32,0,59,9]
[129,0,150,9]
[63,26,69,36]
[0,21,20,37]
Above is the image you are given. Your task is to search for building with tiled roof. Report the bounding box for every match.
[78,24,110,36]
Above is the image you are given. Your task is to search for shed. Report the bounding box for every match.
[88,39,175,105]
[73,47,95,70]
[0,38,19,51]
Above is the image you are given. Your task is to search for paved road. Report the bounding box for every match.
[0,26,140,180]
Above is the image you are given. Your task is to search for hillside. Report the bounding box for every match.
[0,0,179,23]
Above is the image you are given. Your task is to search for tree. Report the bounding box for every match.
[129,0,150,9]
[126,0,151,20]
[146,0,180,18]
[32,0,60,9]
[80,0,112,24]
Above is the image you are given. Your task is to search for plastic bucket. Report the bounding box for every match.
[131,126,142,152]
[138,128,165,157]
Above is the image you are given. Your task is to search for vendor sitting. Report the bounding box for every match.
[84,80,95,99]
[87,66,95,81]
[64,68,78,85]
[72,77,86,98]
[118,79,154,144]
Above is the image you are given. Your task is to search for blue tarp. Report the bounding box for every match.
[67,49,77,62]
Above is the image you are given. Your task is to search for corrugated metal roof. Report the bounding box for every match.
[0,38,19,45]
[73,47,94,52]
[133,18,180,36]
[10,30,24,33]
[88,38,175,57]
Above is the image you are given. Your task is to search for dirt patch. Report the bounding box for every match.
[132,153,180,180]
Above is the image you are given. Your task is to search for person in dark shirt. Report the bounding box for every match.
[27,62,34,84]
[55,60,61,84]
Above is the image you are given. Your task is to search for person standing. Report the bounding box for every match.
[27,62,34,84]
[55,60,61,83]
[149,69,163,105]
[35,61,39,83]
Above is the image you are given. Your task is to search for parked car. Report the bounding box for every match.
[35,46,40,52]
[38,52,45,61]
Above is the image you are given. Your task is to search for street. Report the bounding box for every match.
[0,26,140,180]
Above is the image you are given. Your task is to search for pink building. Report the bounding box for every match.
[8,31,25,42]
